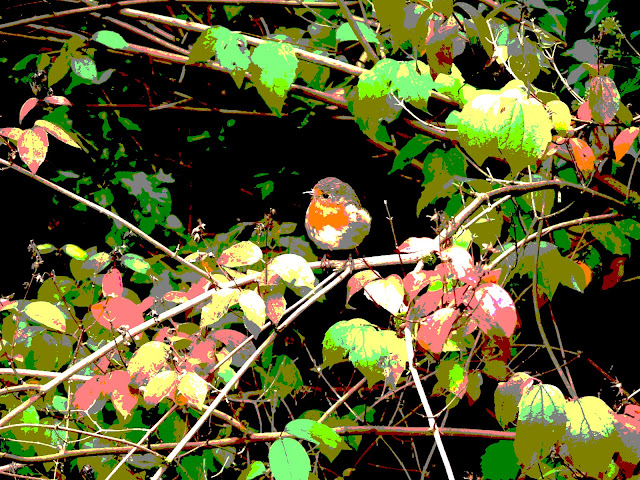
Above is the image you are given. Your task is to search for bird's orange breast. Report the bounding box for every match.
[306,199,350,230]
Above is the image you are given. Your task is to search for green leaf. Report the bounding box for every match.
[238,461,267,480]
[24,301,67,333]
[249,41,299,116]
[285,419,341,448]
[591,223,631,255]
[268,438,310,480]
[514,383,567,471]
[390,134,435,173]
[616,218,640,240]
[417,146,466,213]
[336,20,379,44]
[481,440,520,480]
[121,253,150,274]
[585,0,616,32]
[322,318,377,368]
[70,56,98,82]
[92,30,129,50]
[393,60,434,110]
[37,243,57,254]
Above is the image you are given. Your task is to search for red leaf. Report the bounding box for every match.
[602,256,626,290]
[102,268,123,297]
[568,137,596,175]
[407,289,443,321]
[19,97,39,124]
[18,127,49,174]
[468,283,517,337]
[613,127,640,164]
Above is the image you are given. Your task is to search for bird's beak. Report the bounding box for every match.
[302,189,313,195]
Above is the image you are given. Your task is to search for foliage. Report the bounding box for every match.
[1,0,640,479]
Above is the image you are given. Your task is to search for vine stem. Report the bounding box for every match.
[404,326,455,480]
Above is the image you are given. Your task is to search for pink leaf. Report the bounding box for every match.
[577,100,592,121]
[0,127,23,141]
[19,97,39,124]
[468,283,517,337]
[43,95,72,106]
[416,307,458,353]
[18,127,49,173]
[102,268,123,297]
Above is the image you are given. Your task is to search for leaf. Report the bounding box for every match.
[102,268,124,297]
[613,127,639,163]
[121,253,150,274]
[514,383,567,471]
[546,100,571,136]
[70,56,98,82]
[61,244,88,261]
[33,119,81,148]
[560,396,618,477]
[24,301,67,333]
[450,84,553,174]
[322,318,376,368]
[211,329,256,367]
[585,0,617,32]
[416,307,457,353]
[588,75,620,124]
[335,20,379,44]
[390,134,435,173]
[249,41,299,116]
[19,97,38,124]
[285,419,341,448]
[268,438,310,480]
[18,127,49,174]
[176,372,209,410]
[266,254,316,296]
[481,440,520,480]
[0,127,23,141]
[92,30,129,50]
[568,138,596,175]
[494,373,536,428]
[417,146,466,213]
[144,370,179,405]
[591,223,631,255]
[239,461,267,480]
[218,241,263,267]
[43,95,72,106]
[127,341,170,386]
[468,283,517,337]
[346,270,379,306]
[239,289,266,335]
[362,274,406,314]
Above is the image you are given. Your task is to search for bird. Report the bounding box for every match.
[304,177,372,251]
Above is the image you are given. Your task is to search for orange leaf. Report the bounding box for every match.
[613,127,640,164]
[568,137,596,175]
[18,127,49,173]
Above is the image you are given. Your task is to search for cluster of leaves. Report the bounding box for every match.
[2,0,640,478]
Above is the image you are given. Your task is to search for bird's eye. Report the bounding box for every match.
[322,193,330,199]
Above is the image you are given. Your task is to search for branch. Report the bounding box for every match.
[0,425,516,463]
[0,158,216,283]
[335,0,379,63]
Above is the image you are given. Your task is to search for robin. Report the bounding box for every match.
[304,177,372,250]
